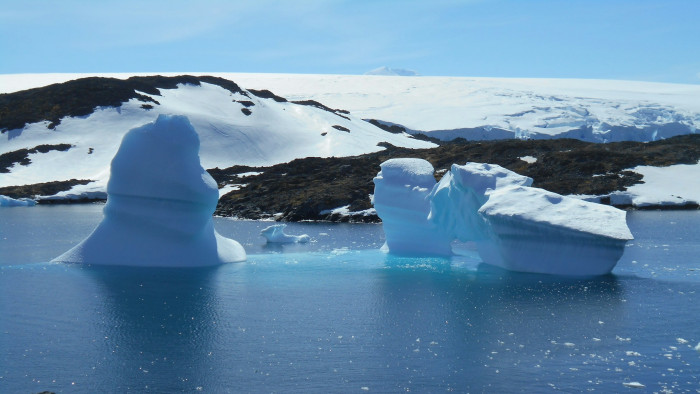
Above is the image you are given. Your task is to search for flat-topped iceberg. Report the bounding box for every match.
[53,115,246,266]
[261,224,310,243]
[372,158,451,255]
[373,158,633,276]
[478,186,633,276]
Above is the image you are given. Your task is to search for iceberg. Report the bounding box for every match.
[372,158,451,255]
[428,162,532,242]
[53,115,246,266]
[0,195,37,207]
[260,224,310,243]
[373,159,633,276]
[477,186,633,276]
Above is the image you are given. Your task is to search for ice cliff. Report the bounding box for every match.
[373,159,633,276]
[373,158,452,255]
[428,162,533,243]
[53,115,246,266]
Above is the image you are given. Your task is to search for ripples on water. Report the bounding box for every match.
[1,205,699,392]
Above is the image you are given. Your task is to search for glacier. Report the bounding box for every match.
[260,224,310,244]
[52,115,246,266]
[373,159,634,276]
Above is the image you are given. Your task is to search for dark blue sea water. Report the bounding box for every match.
[1,205,699,392]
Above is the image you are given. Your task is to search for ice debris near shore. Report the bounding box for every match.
[53,115,246,266]
[373,158,633,276]
[0,195,37,207]
[261,224,310,244]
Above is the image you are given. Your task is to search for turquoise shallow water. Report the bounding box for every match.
[1,205,699,392]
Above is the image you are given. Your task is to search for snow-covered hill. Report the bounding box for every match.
[1,73,698,209]
[0,76,433,194]
[3,73,699,143]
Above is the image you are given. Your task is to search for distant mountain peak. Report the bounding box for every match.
[364,66,419,76]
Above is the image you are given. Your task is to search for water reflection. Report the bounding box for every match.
[372,254,625,391]
[83,265,224,391]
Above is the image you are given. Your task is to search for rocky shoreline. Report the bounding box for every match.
[2,134,698,219]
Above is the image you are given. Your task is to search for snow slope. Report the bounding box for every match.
[0,77,434,193]
[2,73,698,206]
[609,161,700,207]
[2,73,699,143]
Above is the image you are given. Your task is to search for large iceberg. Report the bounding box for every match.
[372,158,451,255]
[477,186,633,276]
[53,115,246,266]
[373,159,633,276]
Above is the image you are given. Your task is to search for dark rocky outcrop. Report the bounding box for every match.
[0,179,93,199]
[213,134,700,221]
[0,144,72,172]
[0,75,245,131]
[292,100,351,120]
[247,89,287,102]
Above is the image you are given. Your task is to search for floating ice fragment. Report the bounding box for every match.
[676,338,689,344]
[0,195,37,207]
[625,351,642,357]
[622,381,645,389]
[260,224,310,243]
[52,115,246,266]
[695,342,700,353]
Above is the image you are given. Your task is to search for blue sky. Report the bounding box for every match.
[1,0,699,83]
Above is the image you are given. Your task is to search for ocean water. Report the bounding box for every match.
[1,204,699,392]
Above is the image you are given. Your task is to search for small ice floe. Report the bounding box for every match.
[622,381,645,389]
[676,338,689,345]
[694,342,700,353]
[0,195,37,207]
[261,224,310,244]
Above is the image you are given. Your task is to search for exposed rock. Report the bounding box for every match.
[0,179,93,199]
[0,144,73,172]
[214,134,700,221]
[0,75,245,132]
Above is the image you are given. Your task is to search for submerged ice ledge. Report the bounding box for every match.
[373,158,633,276]
[53,114,246,267]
